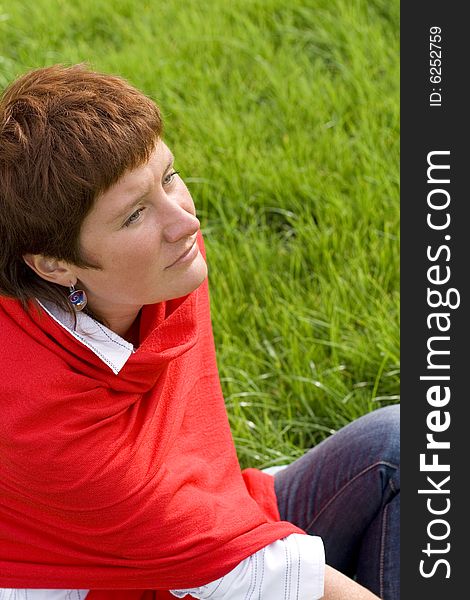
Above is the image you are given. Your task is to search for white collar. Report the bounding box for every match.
[36,299,134,375]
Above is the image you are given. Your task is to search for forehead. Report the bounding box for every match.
[95,139,171,202]
[105,138,171,195]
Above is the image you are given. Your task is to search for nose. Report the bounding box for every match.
[161,196,200,243]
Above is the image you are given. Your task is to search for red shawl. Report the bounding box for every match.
[0,234,302,597]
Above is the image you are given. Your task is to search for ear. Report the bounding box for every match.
[23,253,76,287]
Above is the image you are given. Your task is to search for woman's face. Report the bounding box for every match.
[72,139,207,318]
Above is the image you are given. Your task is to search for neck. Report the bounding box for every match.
[84,302,143,343]
[122,310,142,347]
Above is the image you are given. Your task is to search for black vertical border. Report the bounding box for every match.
[401,3,466,597]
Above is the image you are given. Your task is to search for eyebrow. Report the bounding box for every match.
[110,154,175,224]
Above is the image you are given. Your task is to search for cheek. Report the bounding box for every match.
[115,229,163,272]
[110,249,152,277]
[80,218,164,277]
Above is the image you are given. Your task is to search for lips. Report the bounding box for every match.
[166,235,198,269]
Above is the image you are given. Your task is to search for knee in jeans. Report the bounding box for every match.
[361,405,400,496]
[375,404,400,467]
[365,405,400,470]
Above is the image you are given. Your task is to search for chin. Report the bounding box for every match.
[164,259,208,302]
[183,259,208,294]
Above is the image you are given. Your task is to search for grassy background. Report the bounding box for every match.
[0,0,399,469]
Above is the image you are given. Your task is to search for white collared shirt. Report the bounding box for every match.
[1,302,325,600]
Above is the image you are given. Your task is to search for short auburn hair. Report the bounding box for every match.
[0,63,163,316]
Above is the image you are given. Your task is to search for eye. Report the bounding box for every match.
[123,207,145,227]
[163,170,180,186]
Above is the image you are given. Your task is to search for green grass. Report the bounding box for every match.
[0,0,399,469]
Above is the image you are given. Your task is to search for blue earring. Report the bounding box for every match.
[68,283,88,312]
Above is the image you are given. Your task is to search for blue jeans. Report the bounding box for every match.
[273,404,400,600]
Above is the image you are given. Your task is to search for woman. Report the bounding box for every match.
[0,64,399,599]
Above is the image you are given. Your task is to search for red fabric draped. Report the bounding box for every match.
[0,234,302,594]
